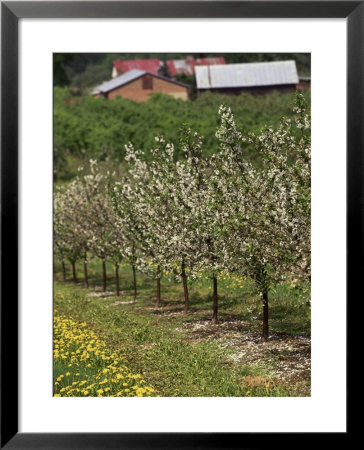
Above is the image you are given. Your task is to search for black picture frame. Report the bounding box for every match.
[1,1,356,448]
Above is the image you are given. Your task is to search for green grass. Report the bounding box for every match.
[53,313,158,397]
[54,259,311,397]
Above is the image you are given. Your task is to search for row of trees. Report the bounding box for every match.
[54,87,310,181]
[54,93,310,340]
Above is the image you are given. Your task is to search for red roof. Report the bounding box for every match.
[167,57,226,76]
[113,57,226,77]
[113,59,161,75]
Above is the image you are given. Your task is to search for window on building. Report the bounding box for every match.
[142,75,153,90]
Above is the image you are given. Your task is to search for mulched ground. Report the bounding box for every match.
[176,319,311,394]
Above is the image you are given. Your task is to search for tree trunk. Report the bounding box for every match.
[182,262,189,315]
[83,253,88,289]
[71,261,77,283]
[156,277,161,307]
[102,260,107,292]
[262,290,269,342]
[61,260,66,282]
[132,265,137,302]
[115,263,120,297]
[212,275,218,324]
[156,265,161,307]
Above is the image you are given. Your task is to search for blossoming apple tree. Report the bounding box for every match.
[215,92,310,340]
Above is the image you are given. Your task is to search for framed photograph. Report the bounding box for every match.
[1,1,356,448]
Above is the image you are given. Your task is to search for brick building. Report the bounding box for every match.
[297,76,311,91]
[92,69,190,102]
[195,60,300,96]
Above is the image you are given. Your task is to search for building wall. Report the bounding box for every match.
[107,75,188,101]
[198,84,297,97]
[297,80,311,91]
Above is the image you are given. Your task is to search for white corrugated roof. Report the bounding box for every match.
[95,69,146,93]
[195,61,299,89]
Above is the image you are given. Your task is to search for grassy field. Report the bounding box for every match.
[54,259,311,397]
